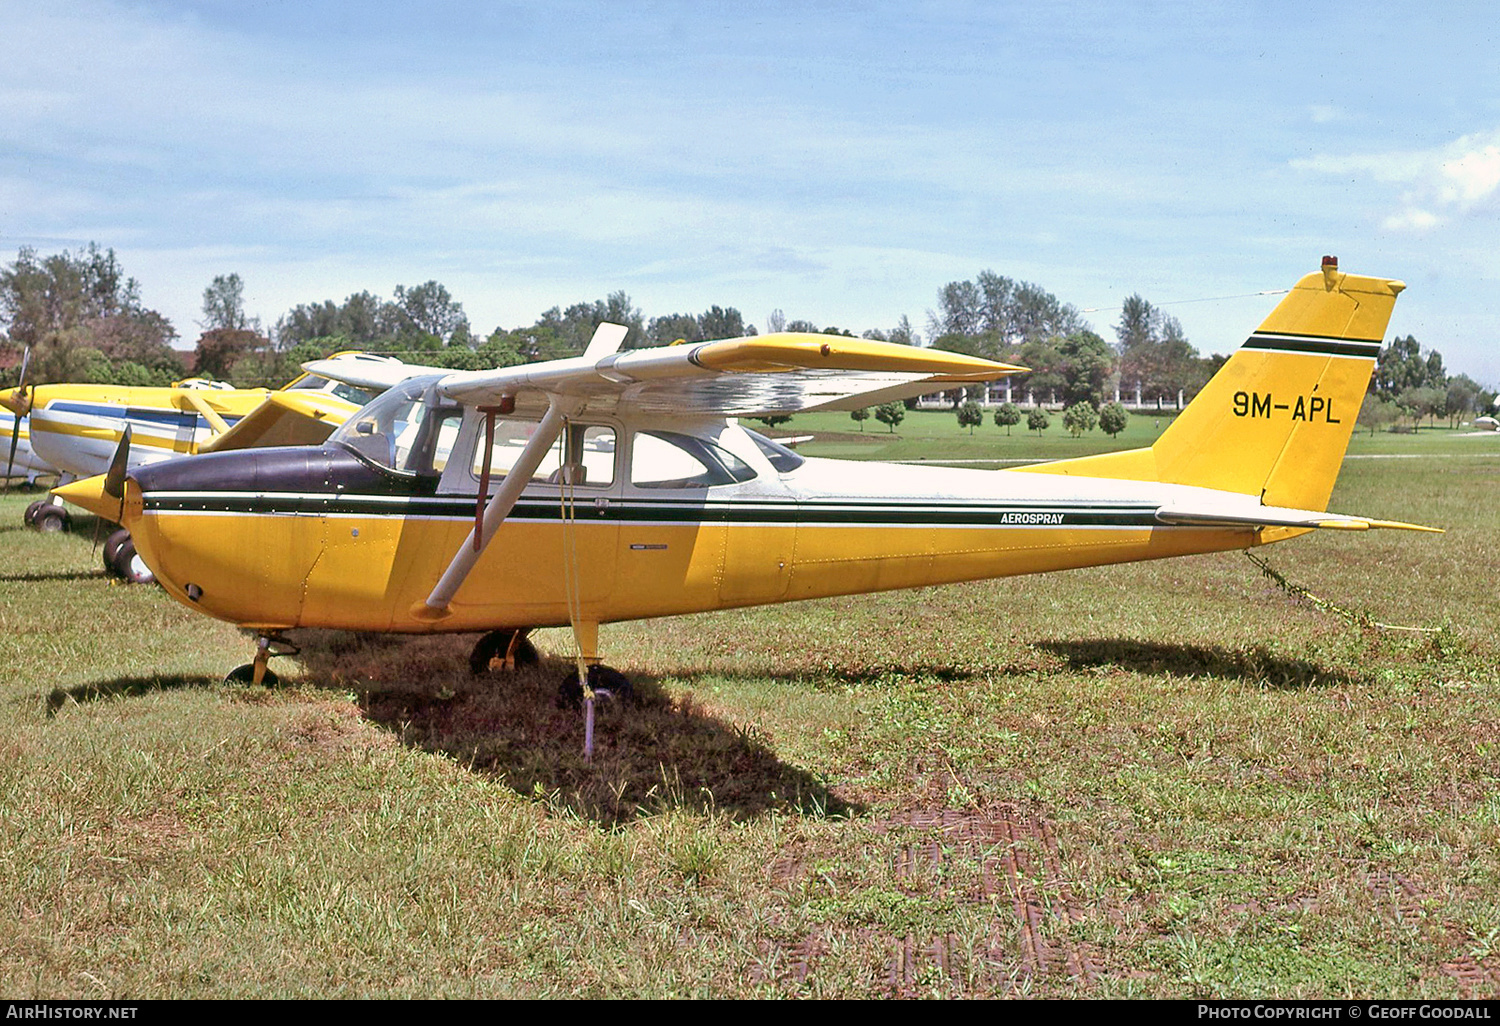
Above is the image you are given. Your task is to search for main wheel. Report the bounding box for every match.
[558,665,633,708]
[23,499,48,526]
[110,537,155,584]
[224,664,280,687]
[32,504,69,533]
[469,630,539,675]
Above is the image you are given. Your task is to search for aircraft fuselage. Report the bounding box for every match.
[119,412,1269,635]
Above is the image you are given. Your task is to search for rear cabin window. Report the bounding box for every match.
[630,431,757,489]
[744,428,806,472]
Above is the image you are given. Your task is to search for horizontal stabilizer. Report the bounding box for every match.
[1155,503,1442,533]
[196,392,350,453]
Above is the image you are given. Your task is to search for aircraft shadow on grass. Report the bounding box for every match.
[351,669,861,827]
[46,674,219,715]
[282,634,861,826]
[1032,638,1365,690]
[0,568,106,583]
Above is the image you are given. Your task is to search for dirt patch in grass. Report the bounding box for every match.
[1369,871,1500,998]
[757,805,1116,997]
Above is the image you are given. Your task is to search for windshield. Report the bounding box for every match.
[287,373,378,406]
[330,375,458,476]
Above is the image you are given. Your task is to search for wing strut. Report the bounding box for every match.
[414,395,580,620]
[178,389,231,436]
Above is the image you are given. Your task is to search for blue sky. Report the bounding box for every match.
[3,0,1498,382]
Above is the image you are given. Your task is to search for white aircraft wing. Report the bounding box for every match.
[299,352,450,392]
[435,331,1025,417]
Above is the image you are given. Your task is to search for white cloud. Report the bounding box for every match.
[1382,208,1440,232]
[1295,129,1500,232]
[1440,145,1500,205]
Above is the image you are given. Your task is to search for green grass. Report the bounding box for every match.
[0,429,1497,998]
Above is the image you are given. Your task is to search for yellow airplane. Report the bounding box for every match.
[1,353,430,579]
[58,258,1434,702]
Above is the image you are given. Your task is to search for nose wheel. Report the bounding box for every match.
[102,528,154,584]
[225,634,299,687]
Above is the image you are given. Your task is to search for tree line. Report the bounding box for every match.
[1357,335,1494,432]
[1,245,1491,434]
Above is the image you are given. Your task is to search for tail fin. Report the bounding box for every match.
[1018,257,1405,511]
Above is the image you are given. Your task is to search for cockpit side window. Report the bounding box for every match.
[470,420,616,488]
[286,373,377,406]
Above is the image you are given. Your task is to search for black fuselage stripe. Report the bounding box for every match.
[141,494,1160,527]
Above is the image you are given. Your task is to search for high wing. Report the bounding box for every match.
[298,352,450,393]
[416,326,1023,619]
[436,330,1026,416]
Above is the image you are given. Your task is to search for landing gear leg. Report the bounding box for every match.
[556,622,632,761]
[225,634,299,687]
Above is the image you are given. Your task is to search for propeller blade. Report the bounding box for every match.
[2,346,28,489]
[3,409,19,490]
[103,425,132,500]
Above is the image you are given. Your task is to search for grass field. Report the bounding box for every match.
[1,417,1497,998]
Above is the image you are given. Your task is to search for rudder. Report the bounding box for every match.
[1018,257,1405,511]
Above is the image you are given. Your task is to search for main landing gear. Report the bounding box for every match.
[470,627,634,709]
[225,634,299,687]
[24,497,69,533]
[468,629,540,675]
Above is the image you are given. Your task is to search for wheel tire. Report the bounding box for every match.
[32,504,69,533]
[111,537,155,584]
[103,528,132,577]
[469,630,539,675]
[557,665,633,708]
[224,663,280,687]
[23,499,48,526]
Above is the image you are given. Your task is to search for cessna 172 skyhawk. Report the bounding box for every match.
[57,258,1434,699]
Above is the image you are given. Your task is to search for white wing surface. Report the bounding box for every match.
[436,331,1025,417]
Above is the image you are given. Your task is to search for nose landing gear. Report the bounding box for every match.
[225,634,299,687]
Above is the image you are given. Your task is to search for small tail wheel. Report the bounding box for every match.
[469,630,539,675]
[558,665,633,708]
[224,635,297,688]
